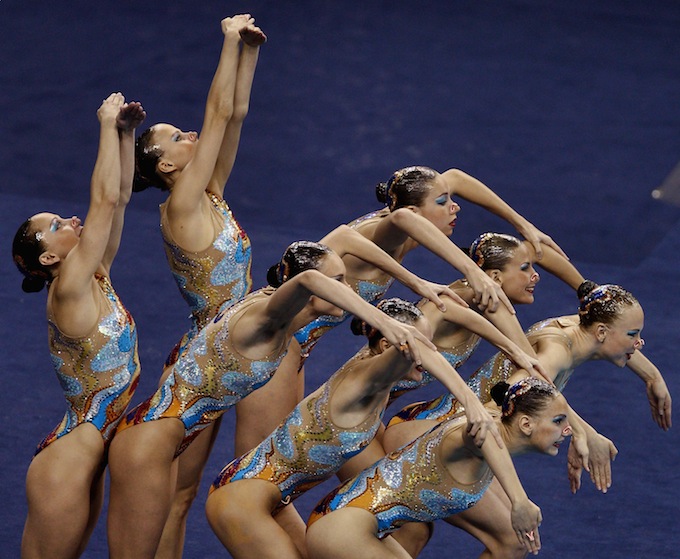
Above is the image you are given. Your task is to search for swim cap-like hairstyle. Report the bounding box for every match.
[133,127,169,192]
[577,280,639,327]
[12,219,52,293]
[468,232,522,271]
[266,241,334,287]
[491,378,558,421]
[350,298,423,348]
[375,166,438,211]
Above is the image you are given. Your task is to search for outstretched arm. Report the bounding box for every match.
[242,270,437,366]
[382,208,515,314]
[523,241,584,290]
[168,15,250,215]
[208,23,266,196]
[321,225,466,311]
[627,351,672,430]
[102,101,146,274]
[473,432,542,555]
[442,168,568,261]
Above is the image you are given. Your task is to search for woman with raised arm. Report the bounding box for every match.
[205,299,501,559]
[383,280,672,559]
[106,242,438,559]
[307,378,572,559]
[11,93,145,559]
[132,15,266,558]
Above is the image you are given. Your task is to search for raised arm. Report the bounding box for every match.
[626,351,672,430]
[102,101,146,274]
[238,270,436,365]
[321,225,466,311]
[523,241,584,290]
[442,168,568,260]
[168,15,249,214]
[58,93,124,295]
[378,208,515,314]
[208,23,266,195]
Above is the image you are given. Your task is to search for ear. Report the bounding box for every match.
[518,415,533,437]
[39,251,60,267]
[406,205,421,215]
[595,323,608,343]
[157,158,176,175]
[487,269,503,285]
[377,337,391,354]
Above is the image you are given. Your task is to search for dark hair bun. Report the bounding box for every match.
[490,381,510,406]
[350,316,365,336]
[577,280,599,302]
[266,264,282,287]
[22,275,46,293]
[375,182,389,204]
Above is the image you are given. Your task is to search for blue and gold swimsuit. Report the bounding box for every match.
[210,353,387,513]
[117,289,286,456]
[160,192,252,365]
[36,275,140,454]
[308,411,495,537]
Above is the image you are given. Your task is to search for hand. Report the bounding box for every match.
[221,13,254,36]
[509,351,550,383]
[586,432,618,493]
[646,377,672,430]
[566,438,585,494]
[240,23,267,46]
[417,280,468,312]
[466,267,515,314]
[116,101,146,132]
[516,221,569,261]
[98,92,125,124]
[464,398,503,449]
[378,317,436,369]
[511,499,542,556]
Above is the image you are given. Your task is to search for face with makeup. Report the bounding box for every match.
[523,394,572,456]
[597,304,645,367]
[30,212,83,266]
[414,174,460,236]
[152,123,199,176]
[491,244,540,305]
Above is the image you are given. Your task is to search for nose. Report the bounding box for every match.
[562,424,572,437]
[635,337,645,349]
[188,131,198,141]
[71,216,81,226]
[530,269,540,283]
[450,201,460,214]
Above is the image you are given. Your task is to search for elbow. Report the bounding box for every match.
[231,100,250,122]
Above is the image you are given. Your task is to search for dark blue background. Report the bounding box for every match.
[1,1,679,557]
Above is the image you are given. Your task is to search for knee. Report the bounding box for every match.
[485,534,528,559]
[168,482,200,519]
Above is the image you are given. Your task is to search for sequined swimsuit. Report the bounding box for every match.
[36,275,141,454]
[389,317,574,426]
[160,192,252,365]
[308,411,495,538]
[117,289,287,456]
[210,353,386,513]
[293,210,395,363]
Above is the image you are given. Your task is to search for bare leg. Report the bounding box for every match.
[206,479,304,559]
[306,509,412,559]
[446,478,528,559]
[107,419,185,559]
[21,425,105,559]
[233,342,307,551]
[154,417,223,559]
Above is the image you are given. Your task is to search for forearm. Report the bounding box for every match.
[443,169,525,228]
[531,243,584,289]
[419,347,480,408]
[232,43,260,120]
[626,351,664,385]
[118,129,135,205]
[481,438,529,506]
[91,121,122,208]
[205,30,242,120]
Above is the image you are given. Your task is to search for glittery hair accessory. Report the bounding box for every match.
[34,231,44,242]
[502,377,549,417]
[469,232,496,268]
[276,260,290,284]
[578,284,615,316]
